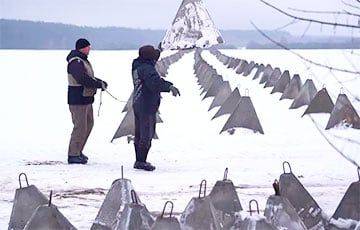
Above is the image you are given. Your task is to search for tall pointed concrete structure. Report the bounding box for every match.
[161,0,224,50]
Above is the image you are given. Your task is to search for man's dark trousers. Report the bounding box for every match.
[134,109,156,162]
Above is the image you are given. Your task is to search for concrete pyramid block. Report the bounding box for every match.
[212,88,241,120]
[114,191,154,230]
[111,108,159,142]
[264,194,307,230]
[151,201,181,230]
[203,75,224,100]
[8,173,48,230]
[280,74,302,100]
[180,180,221,230]
[259,64,273,84]
[332,168,360,221]
[221,96,264,134]
[122,92,134,113]
[279,162,324,229]
[91,168,141,230]
[208,81,232,111]
[326,93,360,129]
[290,79,317,109]
[232,200,277,230]
[303,87,334,116]
[253,64,265,80]
[264,67,282,88]
[243,61,257,76]
[209,168,242,214]
[235,60,248,75]
[24,203,76,230]
[271,70,290,94]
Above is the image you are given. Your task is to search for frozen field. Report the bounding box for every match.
[0,49,359,229]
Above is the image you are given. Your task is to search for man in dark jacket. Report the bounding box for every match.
[132,45,180,171]
[66,38,108,164]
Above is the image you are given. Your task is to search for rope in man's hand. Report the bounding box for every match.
[97,89,128,117]
[104,89,128,103]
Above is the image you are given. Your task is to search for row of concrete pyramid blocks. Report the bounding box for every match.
[194,50,265,134]
[209,49,360,130]
[155,50,189,77]
[8,162,360,230]
[110,50,187,143]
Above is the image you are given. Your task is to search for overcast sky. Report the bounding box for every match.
[0,0,355,36]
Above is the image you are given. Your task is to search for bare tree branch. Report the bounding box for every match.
[343,10,360,18]
[274,19,299,31]
[333,135,360,146]
[250,21,360,75]
[261,0,360,29]
[309,115,360,168]
[327,64,360,102]
[301,21,312,38]
[288,7,360,18]
[342,0,360,10]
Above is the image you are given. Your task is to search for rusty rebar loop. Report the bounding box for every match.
[249,199,260,216]
[49,190,52,207]
[283,161,292,174]
[18,173,29,189]
[121,166,124,179]
[131,190,139,204]
[161,201,174,218]
[224,168,229,180]
[199,180,207,198]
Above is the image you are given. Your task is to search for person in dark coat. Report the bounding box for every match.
[66,38,108,164]
[132,45,180,171]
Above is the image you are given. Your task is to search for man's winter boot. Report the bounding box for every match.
[145,162,156,170]
[133,161,155,171]
[80,152,89,161]
[68,155,88,164]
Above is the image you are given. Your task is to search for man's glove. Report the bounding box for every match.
[169,85,180,97]
[101,80,108,91]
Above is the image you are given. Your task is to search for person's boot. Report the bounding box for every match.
[145,162,156,170]
[133,161,155,171]
[68,154,88,164]
[80,152,89,161]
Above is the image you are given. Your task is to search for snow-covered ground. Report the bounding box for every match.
[0,49,359,229]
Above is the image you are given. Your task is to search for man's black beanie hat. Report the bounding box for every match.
[76,38,91,50]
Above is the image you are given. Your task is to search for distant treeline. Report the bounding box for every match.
[0,19,357,50]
